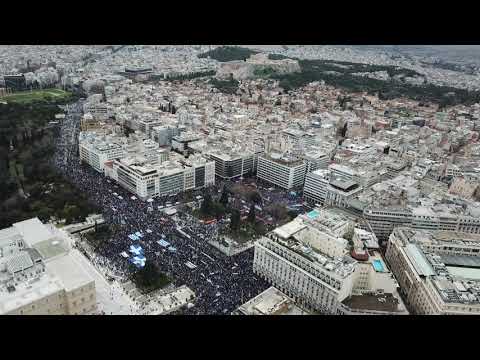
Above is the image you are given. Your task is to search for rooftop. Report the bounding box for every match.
[236,287,308,315]
[394,227,480,305]
[46,253,94,292]
[12,217,54,247]
[342,293,403,313]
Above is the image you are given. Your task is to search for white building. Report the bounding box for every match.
[253,213,407,315]
[107,154,215,200]
[303,169,363,208]
[0,218,97,315]
[79,132,125,173]
[207,151,258,179]
[257,154,306,190]
[364,207,480,241]
[233,286,308,315]
[386,227,480,315]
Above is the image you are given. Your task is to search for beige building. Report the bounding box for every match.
[386,227,480,315]
[253,211,407,315]
[0,218,97,315]
[233,286,309,315]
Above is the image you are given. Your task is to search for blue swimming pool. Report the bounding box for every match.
[373,259,385,272]
[307,210,320,219]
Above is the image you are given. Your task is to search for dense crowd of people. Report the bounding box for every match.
[51,101,269,315]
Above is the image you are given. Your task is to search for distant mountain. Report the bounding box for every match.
[342,45,480,65]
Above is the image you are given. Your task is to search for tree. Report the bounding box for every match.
[132,262,170,293]
[230,209,240,232]
[249,191,262,205]
[219,186,229,207]
[124,127,134,138]
[201,190,212,215]
[247,203,256,223]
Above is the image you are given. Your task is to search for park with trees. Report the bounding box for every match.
[0,96,98,229]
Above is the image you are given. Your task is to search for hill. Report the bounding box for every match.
[266,57,480,107]
[198,46,258,62]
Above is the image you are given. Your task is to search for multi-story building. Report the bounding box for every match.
[171,132,202,154]
[0,218,97,315]
[81,113,102,132]
[303,169,330,206]
[207,151,257,179]
[79,132,125,173]
[151,125,180,147]
[253,210,408,315]
[282,128,316,149]
[385,227,480,314]
[107,154,215,200]
[257,153,306,190]
[303,149,330,173]
[253,232,356,314]
[364,207,480,241]
[137,118,164,138]
[3,74,27,92]
[83,102,109,120]
[303,169,363,208]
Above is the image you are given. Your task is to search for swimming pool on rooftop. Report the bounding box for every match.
[372,259,385,272]
[307,210,320,219]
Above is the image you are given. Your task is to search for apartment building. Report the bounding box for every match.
[0,218,97,315]
[253,233,356,314]
[83,101,109,120]
[282,128,316,149]
[253,209,408,315]
[257,154,306,190]
[207,151,257,179]
[108,154,215,200]
[136,118,164,138]
[303,169,363,208]
[79,132,125,173]
[151,125,180,147]
[303,149,330,173]
[364,207,480,241]
[385,227,480,314]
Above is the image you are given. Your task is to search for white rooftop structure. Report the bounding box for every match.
[235,287,308,315]
[12,218,54,247]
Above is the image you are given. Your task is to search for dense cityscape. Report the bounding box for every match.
[1,45,480,315]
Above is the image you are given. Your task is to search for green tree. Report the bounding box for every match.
[230,209,241,232]
[219,186,229,207]
[249,191,262,205]
[247,203,256,223]
[132,262,170,293]
[201,190,212,215]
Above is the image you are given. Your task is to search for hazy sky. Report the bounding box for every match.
[241,45,480,64]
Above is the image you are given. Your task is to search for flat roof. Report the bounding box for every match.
[46,253,94,292]
[13,218,53,247]
[342,293,401,313]
[441,255,480,269]
[329,178,358,191]
[33,238,69,260]
[0,273,65,314]
[273,220,307,239]
[237,287,307,315]
[404,243,435,277]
